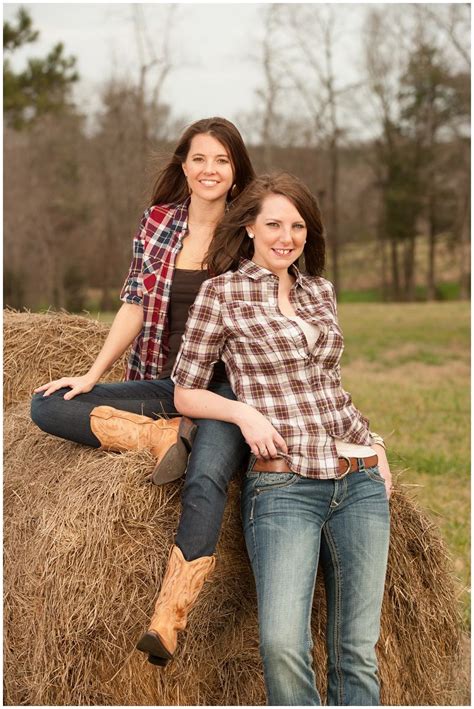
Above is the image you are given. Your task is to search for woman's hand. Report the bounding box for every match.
[34,374,98,400]
[236,405,288,459]
[372,443,392,499]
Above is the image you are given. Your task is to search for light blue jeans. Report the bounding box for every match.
[241,459,390,706]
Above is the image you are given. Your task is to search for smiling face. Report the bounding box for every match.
[247,193,307,275]
[182,133,234,203]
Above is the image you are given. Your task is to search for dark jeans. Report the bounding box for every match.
[31,378,249,560]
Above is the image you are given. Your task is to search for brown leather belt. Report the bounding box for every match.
[252,454,378,479]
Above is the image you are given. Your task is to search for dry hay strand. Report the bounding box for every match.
[4,404,463,706]
[3,309,127,409]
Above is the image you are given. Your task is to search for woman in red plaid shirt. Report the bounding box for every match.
[31,116,256,659]
[171,173,392,705]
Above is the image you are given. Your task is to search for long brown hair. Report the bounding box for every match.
[150,117,256,206]
[206,172,326,276]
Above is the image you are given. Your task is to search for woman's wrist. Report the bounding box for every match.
[84,369,101,386]
[231,401,258,428]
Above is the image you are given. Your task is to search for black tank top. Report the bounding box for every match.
[158,269,228,383]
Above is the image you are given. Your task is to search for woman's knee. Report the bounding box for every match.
[30,389,68,431]
[261,626,312,668]
[30,392,48,429]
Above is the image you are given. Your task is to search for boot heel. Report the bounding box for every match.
[148,655,168,667]
[179,417,197,450]
[136,630,173,663]
[151,437,189,485]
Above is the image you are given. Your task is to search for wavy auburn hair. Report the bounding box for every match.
[206,172,326,276]
[150,117,256,206]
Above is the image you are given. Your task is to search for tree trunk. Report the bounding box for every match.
[403,235,416,301]
[376,192,389,300]
[458,189,470,299]
[99,158,116,312]
[426,190,436,300]
[328,136,340,294]
[390,237,400,300]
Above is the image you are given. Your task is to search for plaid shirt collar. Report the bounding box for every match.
[170,195,191,235]
[238,257,311,292]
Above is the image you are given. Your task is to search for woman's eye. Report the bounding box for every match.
[193,157,204,162]
[294,224,305,229]
[217,158,229,164]
[267,222,279,227]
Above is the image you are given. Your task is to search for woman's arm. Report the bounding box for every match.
[174,386,288,459]
[34,302,143,399]
[172,279,288,458]
[35,210,150,399]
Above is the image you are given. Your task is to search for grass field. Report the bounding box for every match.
[338,302,470,628]
[91,301,470,628]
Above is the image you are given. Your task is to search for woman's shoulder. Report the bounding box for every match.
[202,270,238,288]
[197,270,242,298]
[146,200,188,225]
[136,201,188,247]
[301,273,335,296]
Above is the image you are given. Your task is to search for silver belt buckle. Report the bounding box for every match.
[337,456,352,479]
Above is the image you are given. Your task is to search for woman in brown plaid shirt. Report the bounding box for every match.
[170,173,392,705]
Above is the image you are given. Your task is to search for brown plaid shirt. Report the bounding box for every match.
[172,258,372,478]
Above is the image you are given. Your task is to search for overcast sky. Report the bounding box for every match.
[3,2,371,131]
[4,2,469,141]
[4,3,269,122]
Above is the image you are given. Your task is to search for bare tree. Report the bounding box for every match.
[132,4,177,158]
[416,4,470,69]
[257,5,284,170]
[273,4,363,294]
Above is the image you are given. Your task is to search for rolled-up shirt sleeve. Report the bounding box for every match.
[119,208,150,306]
[171,280,224,389]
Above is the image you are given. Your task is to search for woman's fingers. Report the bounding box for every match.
[274,432,288,455]
[34,383,51,393]
[243,420,288,461]
[249,443,261,457]
[41,381,70,397]
[257,444,270,459]
[265,440,278,458]
[63,387,82,400]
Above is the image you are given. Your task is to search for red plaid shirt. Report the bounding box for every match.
[120,198,190,380]
[172,258,372,479]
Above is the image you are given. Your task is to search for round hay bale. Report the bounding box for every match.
[3,313,464,705]
[3,309,127,409]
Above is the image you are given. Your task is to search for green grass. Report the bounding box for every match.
[85,310,116,324]
[339,302,470,628]
[338,281,464,303]
[89,303,470,628]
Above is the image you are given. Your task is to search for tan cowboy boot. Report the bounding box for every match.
[136,545,216,666]
[90,406,196,484]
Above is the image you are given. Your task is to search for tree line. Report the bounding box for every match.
[4,5,470,311]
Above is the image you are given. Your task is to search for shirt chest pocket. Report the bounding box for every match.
[315,321,345,368]
[142,257,165,294]
[223,302,276,338]
[224,303,304,374]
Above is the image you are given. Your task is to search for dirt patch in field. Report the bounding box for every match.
[345,355,469,383]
